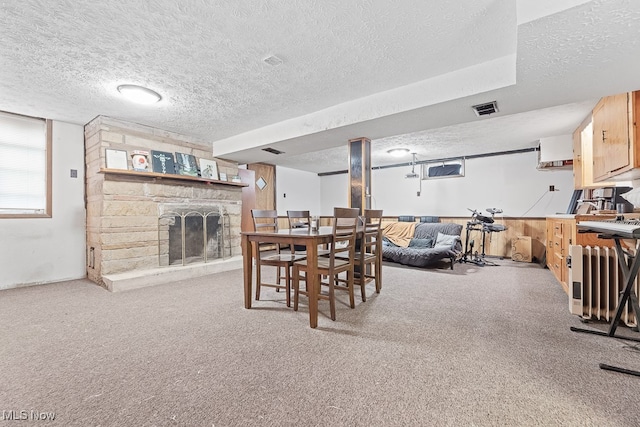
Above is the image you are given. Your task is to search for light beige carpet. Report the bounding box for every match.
[1,260,640,426]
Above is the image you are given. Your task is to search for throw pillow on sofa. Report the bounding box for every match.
[434,232,457,248]
[408,237,434,248]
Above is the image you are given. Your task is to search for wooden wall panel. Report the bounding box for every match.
[275,214,547,261]
[240,168,256,233]
[247,163,276,211]
[442,217,547,260]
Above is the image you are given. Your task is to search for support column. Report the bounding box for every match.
[348,137,371,214]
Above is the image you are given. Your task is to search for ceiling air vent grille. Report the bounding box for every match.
[472,101,499,117]
[262,147,285,155]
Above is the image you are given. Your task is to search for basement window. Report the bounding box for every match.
[422,158,465,179]
[0,111,52,218]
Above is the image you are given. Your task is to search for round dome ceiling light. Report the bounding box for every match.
[117,84,162,105]
[387,148,411,157]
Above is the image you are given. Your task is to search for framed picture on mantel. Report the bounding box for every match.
[151,150,176,174]
[175,152,199,177]
[105,149,129,170]
[198,158,219,180]
[131,150,150,172]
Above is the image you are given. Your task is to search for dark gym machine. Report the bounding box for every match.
[460,208,507,266]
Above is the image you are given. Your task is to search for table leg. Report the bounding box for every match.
[307,242,318,328]
[242,234,252,309]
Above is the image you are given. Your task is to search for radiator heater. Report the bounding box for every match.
[568,245,639,327]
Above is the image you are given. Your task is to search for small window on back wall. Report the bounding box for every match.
[0,111,52,217]
[422,158,465,179]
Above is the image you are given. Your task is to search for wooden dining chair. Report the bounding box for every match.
[286,210,331,256]
[287,210,311,254]
[292,207,359,320]
[287,210,311,230]
[251,209,306,307]
[334,209,383,302]
[356,209,384,299]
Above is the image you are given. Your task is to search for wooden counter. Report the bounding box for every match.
[546,213,637,293]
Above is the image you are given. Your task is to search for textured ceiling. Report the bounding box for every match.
[276,101,599,173]
[1,0,640,174]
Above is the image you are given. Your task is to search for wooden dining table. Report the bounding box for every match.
[240,226,335,328]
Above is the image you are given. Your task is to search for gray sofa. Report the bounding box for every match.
[382,222,463,269]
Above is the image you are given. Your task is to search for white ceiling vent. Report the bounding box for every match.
[472,101,499,117]
[262,147,285,155]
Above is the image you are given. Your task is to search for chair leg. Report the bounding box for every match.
[348,271,355,309]
[360,265,367,302]
[275,266,281,292]
[293,265,300,311]
[359,253,366,303]
[329,274,336,321]
[285,265,291,307]
[375,260,382,293]
[255,258,262,301]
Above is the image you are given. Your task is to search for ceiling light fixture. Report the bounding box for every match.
[117,84,162,105]
[387,148,411,157]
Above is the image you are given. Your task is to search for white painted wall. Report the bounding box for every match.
[0,121,86,289]
[276,166,321,216]
[320,150,574,217]
[0,134,574,290]
[319,174,350,216]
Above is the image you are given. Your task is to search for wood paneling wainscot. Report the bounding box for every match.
[443,217,547,261]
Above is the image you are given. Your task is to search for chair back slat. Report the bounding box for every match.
[331,208,359,261]
[287,210,310,229]
[362,209,383,254]
[251,209,278,232]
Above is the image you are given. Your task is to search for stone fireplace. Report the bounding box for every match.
[84,116,244,291]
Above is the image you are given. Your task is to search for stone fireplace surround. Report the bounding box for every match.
[85,116,244,292]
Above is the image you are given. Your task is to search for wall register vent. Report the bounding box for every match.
[472,101,499,116]
[262,147,285,155]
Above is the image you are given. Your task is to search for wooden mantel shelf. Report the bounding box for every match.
[99,168,248,187]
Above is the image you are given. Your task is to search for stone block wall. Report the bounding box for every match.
[84,116,242,287]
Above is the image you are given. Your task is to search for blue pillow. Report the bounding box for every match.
[409,238,434,248]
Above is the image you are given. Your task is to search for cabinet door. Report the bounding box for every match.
[573,125,583,188]
[605,93,631,173]
[593,93,630,180]
[546,220,555,270]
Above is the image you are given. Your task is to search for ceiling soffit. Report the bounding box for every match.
[213,1,517,157]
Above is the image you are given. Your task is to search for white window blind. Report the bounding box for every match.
[0,111,48,215]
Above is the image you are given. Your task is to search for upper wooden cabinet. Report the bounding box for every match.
[573,115,618,189]
[592,91,640,182]
[573,116,589,189]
